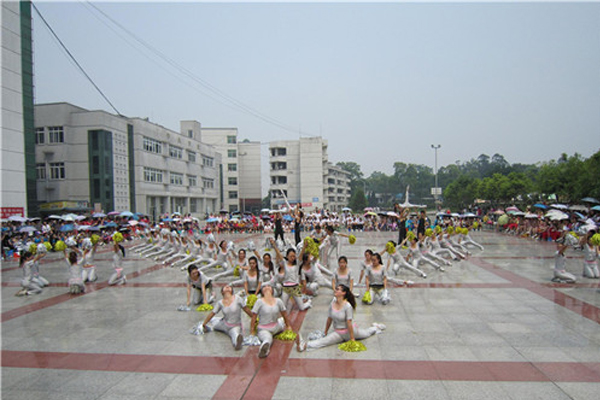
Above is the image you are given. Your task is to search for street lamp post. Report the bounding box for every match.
[431,144,441,204]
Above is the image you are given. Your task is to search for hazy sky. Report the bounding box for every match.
[33,1,600,181]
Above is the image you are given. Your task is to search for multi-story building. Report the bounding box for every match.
[1,1,37,218]
[34,103,221,220]
[268,137,351,212]
[326,162,352,212]
[201,128,261,213]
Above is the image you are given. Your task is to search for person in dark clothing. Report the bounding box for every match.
[274,212,284,242]
[293,205,303,246]
[417,210,427,240]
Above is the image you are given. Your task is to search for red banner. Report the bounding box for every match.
[1,207,25,219]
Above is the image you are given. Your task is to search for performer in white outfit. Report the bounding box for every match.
[582,232,599,278]
[251,285,293,358]
[385,241,427,279]
[271,239,312,311]
[459,228,484,251]
[332,256,353,293]
[64,249,85,294]
[296,284,383,351]
[15,251,44,296]
[81,238,98,283]
[364,253,391,305]
[300,252,332,297]
[186,264,214,306]
[32,243,50,288]
[552,238,577,283]
[202,285,252,350]
[108,242,127,286]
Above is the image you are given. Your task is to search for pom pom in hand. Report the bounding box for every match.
[44,242,52,251]
[385,242,396,255]
[91,234,100,245]
[233,265,240,277]
[425,228,433,237]
[54,240,66,251]
[274,329,297,341]
[196,304,213,312]
[246,294,258,309]
[362,290,372,304]
[348,235,356,245]
[338,340,367,352]
[434,226,442,234]
[406,231,416,242]
[303,237,320,258]
[473,221,480,229]
[446,226,454,235]
[29,243,37,254]
[113,232,124,243]
[590,233,600,246]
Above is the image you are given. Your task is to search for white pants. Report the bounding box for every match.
[307,325,377,349]
[257,318,285,346]
[213,320,242,346]
[583,260,599,278]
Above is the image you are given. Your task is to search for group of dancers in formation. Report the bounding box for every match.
[16,232,128,296]
[18,215,597,357]
[123,220,487,357]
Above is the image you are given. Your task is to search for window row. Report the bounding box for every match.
[143,167,211,188]
[35,126,64,144]
[36,162,65,180]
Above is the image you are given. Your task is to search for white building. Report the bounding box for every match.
[34,103,221,220]
[201,128,262,213]
[268,137,351,212]
[1,2,36,218]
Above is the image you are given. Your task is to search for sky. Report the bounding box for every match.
[32,1,600,186]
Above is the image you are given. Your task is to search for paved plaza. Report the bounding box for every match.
[2,230,600,399]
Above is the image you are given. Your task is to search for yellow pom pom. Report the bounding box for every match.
[233,265,240,277]
[338,340,367,352]
[434,226,442,234]
[362,291,372,304]
[591,233,600,246]
[406,231,416,241]
[196,304,213,312]
[303,237,320,258]
[348,235,356,245]
[274,329,297,341]
[91,234,100,245]
[473,221,480,229]
[425,228,433,237]
[246,294,258,309]
[29,243,37,254]
[447,226,454,234]
[214,264,222,269]
[113,232,124,243]
[44,242,52,251]
[54,240,66,251]
[385,242,396,255]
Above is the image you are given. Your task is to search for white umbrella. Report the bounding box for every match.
[387,211,399,218]
[505,206,520,212]
[568,205,588,212]
[128,220,139,226]
[550,204,568,210]
[545,210,569,221]
[8,216,28,223]
[525,212,538,219]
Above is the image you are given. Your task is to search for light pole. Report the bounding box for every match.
[431,144,441,204]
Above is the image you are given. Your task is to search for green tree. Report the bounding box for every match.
[349,187,367,211]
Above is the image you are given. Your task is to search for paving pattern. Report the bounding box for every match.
[2,230,600,399]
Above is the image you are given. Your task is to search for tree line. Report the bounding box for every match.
[338,149,600,211]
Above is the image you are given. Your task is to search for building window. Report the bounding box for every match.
[170,172,183,185]
[228,163,237,172]
[35,127,45,144]
[202,155,214,167]
[49,162,65,180]
[188,175,197,187]
[190,198,197,213]
[228,177,238,185]
[143,136,163,154]
[48,126,64,143]
[202,178,214,189]
[227,135,237,144]
[228,149,237,158]
[187,151,196,163]
[188,130,193,138]
[169,145,183,159]
[143,167,163,183]
[228,191,238,199]
[271,162,287,170]
[270,147,286,157]
[36,163,46,180]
